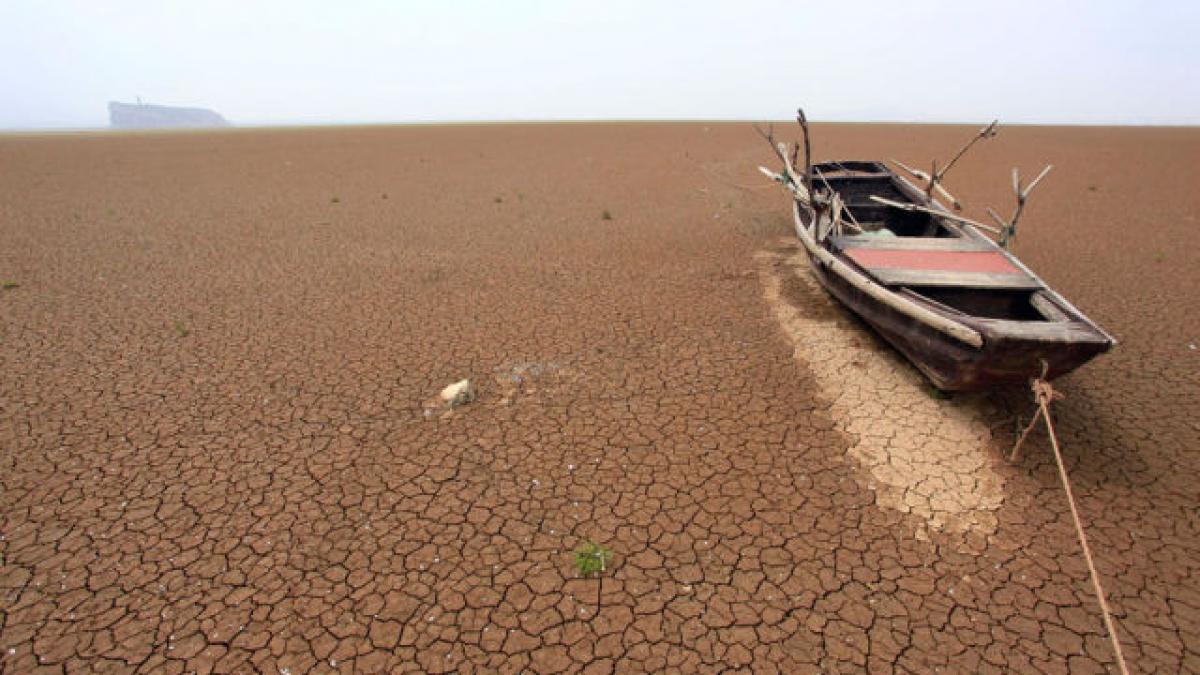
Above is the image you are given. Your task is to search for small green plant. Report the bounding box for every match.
[105,207,115,217]
[331,196,340,204]
[601,209,613,221]
[573,542,612,617]
[1,281,18,290]
[494,196,503,203]
[574,542,611,577]
[1154,250,1166,262]
[172,320,190,337]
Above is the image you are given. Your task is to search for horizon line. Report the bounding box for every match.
[4,116,1200,135]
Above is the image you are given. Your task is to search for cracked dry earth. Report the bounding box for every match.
[1,123,1198,673]
[757,246,1007,546]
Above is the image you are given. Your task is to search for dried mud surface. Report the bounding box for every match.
[1,123,1198,673]
[757,246,1007,546]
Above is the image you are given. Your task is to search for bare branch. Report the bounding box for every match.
[986,164,1054,249]
[868,195,1000,233]
[758,165,783,181]
[758,163,812,204]
[896,157,962,209]
[896,120,999,211]
[753,123,788,166]
[830,192,846,237]
[753,122,809,200]
[796,108,813,194]
[1021,164,1054,199]
[777,142,794,176]
[814,167,862,233]
[891,158,932,183]
[931,181,963,211]
[938,119,999,180]
[985,207,1008,229]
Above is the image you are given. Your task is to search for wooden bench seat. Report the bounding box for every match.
[831,235,994,252]
[837,239,1043,289]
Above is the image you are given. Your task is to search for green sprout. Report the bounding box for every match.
[1,281,18,291]
[172,320,190,338]
[601,209,613,221]
[573,542,611,577]
[573,542,612,617]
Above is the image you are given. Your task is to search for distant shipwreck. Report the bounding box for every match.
[108,100,229,129]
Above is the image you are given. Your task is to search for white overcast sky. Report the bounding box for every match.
[2,0,1197,129]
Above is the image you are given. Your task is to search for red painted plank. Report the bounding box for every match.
[843,247,1023,275]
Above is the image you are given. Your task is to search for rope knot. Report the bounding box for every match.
[1031,378,1063,407]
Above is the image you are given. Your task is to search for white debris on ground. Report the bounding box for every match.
[440,379,475,408]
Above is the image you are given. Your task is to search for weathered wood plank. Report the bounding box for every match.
[842,248,1026,275]
[833,235,993,252]
[1030,292,1071,322]
[897,287,968,316]
[867,268,1044,289]
[978,319,1111,344]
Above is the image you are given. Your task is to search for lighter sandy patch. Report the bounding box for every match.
[758,243,1006,543]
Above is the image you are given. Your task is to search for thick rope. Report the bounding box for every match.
[1010,376,1131,675]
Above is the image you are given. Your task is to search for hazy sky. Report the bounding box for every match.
[2,0,1198,129]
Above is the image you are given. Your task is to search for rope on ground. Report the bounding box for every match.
[1009,369,1131,675]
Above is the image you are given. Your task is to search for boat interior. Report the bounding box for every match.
[813,161,956,238]
[901,287,1068,322]
[811,161,1068,323]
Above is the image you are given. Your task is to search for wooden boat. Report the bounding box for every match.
[778,159,1113,391]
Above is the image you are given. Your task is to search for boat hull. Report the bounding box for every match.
[803,248,1111,391]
